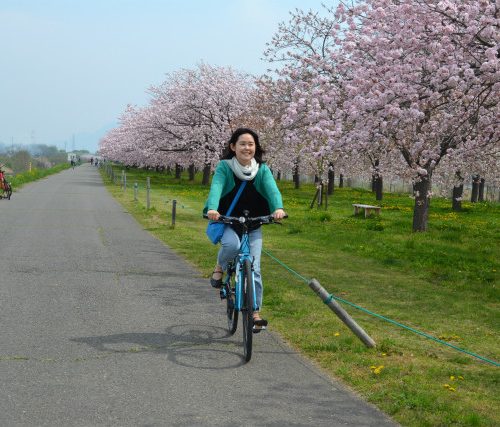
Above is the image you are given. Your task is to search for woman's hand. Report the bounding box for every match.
[207,210,220,221]
[272,208,286,219]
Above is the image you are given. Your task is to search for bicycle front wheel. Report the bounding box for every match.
[226,272,238,335]
[242,259,254,362]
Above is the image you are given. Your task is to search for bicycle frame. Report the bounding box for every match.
[231,232,258,313]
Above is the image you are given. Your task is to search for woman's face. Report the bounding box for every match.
[231,133,256,166]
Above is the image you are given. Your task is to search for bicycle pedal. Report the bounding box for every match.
[252,325,266,333]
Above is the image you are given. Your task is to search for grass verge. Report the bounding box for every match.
[7,163,71,189]
[102,165,499,427]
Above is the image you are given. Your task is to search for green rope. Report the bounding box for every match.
[323,294,334,305]
[262,249,499,367]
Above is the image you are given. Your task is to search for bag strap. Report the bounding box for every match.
[226,181,247,216]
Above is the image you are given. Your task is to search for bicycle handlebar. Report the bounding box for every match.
[203,213,288,226]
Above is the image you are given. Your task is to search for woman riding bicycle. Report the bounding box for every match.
[204,128,286,329]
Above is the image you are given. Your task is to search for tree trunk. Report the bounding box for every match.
[374,175,383,201]
[293,163,300,189]
[188,164,195,181]
[339,174,344,188]
[175,164,182,179]
[277,171,281,181]
[202,164,211,185]
[479,178,485,202]
[471,175,480,202]
[328,163,334,195]
[412,175,431,232]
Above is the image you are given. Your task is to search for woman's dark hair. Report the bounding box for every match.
[222,128,265,163]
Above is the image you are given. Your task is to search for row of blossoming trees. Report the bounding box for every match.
[100,0,499,231]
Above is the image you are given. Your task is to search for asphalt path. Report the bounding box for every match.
[0,164,398,426]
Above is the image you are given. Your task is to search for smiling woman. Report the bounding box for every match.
[203,127,286,327]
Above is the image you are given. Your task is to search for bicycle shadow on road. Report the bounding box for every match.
[71,323,257,369]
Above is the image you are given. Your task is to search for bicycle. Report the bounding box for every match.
[0,181,12,200]
[204,210,286,362]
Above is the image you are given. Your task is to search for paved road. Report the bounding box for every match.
[0,164,398,426]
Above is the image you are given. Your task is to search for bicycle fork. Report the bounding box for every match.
[234,260,258,312]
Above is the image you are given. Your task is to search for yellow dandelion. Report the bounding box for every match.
[443,384,450,388]
[458,376,464,380]
[370,365,384,375]
[334,332,340,337]
[449,387,456,392]
[450,375,455,381]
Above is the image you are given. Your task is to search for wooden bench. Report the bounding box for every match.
[353,203,381,218]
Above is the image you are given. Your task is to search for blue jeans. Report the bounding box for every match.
[217,226,263,309]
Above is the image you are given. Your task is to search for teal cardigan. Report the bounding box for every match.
[203,160,284,214]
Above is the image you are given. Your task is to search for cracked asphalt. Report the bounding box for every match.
[0,164,398,426]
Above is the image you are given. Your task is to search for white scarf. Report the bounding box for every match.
[226,157,259,181]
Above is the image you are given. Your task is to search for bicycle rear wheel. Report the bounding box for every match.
[242,259,254,362]
[5,183,12,200]
[226,272,238,334]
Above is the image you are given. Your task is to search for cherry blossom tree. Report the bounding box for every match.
[337,0,499,230]
[263,6,347,197]
[100,63,255,183]
[263,5,394,202]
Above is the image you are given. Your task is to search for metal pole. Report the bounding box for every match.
[171,199,177,227]
[134,182,138,201]
[308,279,376,348]
[146,177,150,210]
[123,173,127,191]
[121,170,125,189]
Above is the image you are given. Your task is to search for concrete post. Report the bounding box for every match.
[308,279,376,348]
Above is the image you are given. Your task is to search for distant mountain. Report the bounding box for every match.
[0,122,117,155]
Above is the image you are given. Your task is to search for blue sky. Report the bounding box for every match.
[0,0,332,153]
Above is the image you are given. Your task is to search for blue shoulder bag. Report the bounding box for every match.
[206,181,247,244]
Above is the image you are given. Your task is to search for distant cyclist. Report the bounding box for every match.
[0,167,5,190]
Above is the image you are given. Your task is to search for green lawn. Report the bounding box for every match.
[102,165,499,427]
